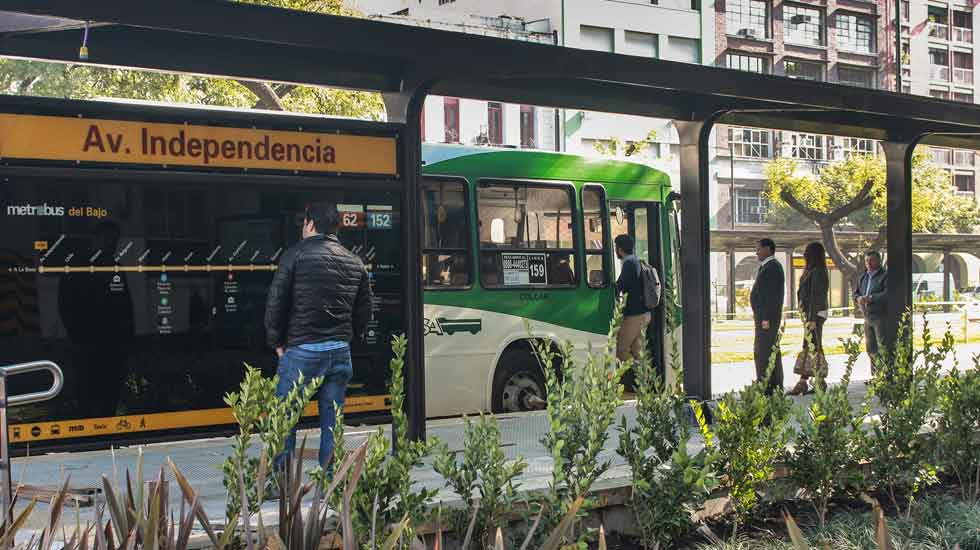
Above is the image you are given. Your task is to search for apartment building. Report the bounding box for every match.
[358,0,710,165]
[902,0,979,100]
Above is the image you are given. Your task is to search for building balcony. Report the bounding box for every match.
[930,22,950,40]
[953,26,974,43]
[931,65,951,81]
[954,67,974,85]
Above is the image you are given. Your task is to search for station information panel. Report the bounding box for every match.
[0,111,402,446]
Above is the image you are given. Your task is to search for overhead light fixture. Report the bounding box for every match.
[79,21,90,60]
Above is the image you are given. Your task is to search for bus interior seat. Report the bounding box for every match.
[589,270,606,287]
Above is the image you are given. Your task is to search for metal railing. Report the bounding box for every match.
[953,26,974,43]
[954,67,975,85]
[930,22,950,40]
[0,361,63,531]
[931,65,951,81]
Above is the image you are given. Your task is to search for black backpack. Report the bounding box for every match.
[637,260,662,310]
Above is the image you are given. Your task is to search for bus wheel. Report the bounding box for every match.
[492,351,547,413]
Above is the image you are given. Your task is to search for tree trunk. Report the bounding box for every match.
[818,221,861,288]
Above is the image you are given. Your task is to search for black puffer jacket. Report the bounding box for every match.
[265,234,373,348]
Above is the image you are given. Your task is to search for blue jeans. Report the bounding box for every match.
[275,345,353,469]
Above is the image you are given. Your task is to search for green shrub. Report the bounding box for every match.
[713,330,794,532]
[864,313,946,518]
[617,337,719,548]
[936,357,980,502]
[530,302,628,547]
[332,335,440,548]
[787,332,868,528]
[434,413,528,548]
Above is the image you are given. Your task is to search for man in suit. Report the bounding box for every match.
[750,238,785,394]
[854,250,888,369]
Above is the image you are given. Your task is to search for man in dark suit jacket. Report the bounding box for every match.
[750,238,785,395]
[853,250,888,369]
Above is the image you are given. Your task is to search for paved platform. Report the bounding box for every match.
[8,341,975,541]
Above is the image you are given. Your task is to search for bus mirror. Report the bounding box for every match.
[615,206,625,225]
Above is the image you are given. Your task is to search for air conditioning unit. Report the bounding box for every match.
[789,14,813,25]
[737,27,759,38]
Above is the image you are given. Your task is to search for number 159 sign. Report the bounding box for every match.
[502,253,547,286]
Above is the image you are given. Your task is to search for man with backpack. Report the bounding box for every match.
[614,234,661,361]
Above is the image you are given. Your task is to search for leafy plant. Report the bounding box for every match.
[935,357,980,502]
[221,364,321,525]
[529,301,628,546]
[864,313,945,518]
[788,332,868,528]
[617,334,719,548]
[434,413,528,549]
[713,329,794,532]
[333,335,440,548]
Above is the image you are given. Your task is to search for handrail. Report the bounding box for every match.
[1,361,64,407]
[0,360,64,539]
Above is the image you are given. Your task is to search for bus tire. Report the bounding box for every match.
[491,349,547,413]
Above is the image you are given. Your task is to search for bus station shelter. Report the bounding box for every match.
[2,0,980,441]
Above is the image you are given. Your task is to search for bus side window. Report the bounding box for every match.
[582,185,608,288]
[421,178,471,289]
[477,181,578,289]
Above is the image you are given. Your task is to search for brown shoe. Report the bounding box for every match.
[787,379,809,396]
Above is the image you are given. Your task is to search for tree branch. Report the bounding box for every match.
[779,188,827,223]
[824,178,876,223]
[239,80,285,111]
[818,221,861,287]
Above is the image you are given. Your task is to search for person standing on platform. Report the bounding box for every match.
[265,202,373,469]
[788,242,830,396]
[854,250,888,371]
[750,238,785,394]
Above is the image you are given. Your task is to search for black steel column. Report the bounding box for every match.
[384,82,431,442]
[675,115,725,401]
[881,139,916,345]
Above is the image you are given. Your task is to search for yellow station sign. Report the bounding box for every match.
[0,113,397,175]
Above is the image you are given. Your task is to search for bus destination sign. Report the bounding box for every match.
[502,252,547,286]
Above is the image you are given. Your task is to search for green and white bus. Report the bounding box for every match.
[419,144,683,415]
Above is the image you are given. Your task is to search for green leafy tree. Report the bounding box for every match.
[0,0,384,119]
[764,151,980,284]
[592,130,658,158]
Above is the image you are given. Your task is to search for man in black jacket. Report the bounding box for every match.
[265,202,373,468]
[750,238,785,394]
[853,250,887,369]
[614,234,651,361]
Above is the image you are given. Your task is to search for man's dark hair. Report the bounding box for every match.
[758,238,776,254]
[305,202,340,234]
[614,234,635,255]
[865,250,882,261]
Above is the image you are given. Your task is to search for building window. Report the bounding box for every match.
[954,92,974,103]
[928,5,949,40]
[785,59,824,81]
[580,25,614,52]
[726,52,768,73]
[901,0,909,22]
[726,0,769,39]
[422,179,471,288]
[929,48,950,81]
[955,150,975,167]
[931,89,951,100]
[838,66,876,88]
[837,137,876,159]
[623,31,658,58]
[784,4,823,46]
[785,133,827,161]
[728,127,772,158]
[953,11,973,43]
[520,105,536,148]
[735,189,771,224]
[665,36,701,63]
[954,51,974,85]
[477,182,578,288]
[488,102,503,145]
[932,147,953,165]
[836,13,875,53]
[955,173,976,193]
[444,98,460,143]
[437,0,455,4]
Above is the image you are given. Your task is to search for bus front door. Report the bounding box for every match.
[609,202,665,382]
